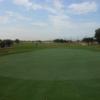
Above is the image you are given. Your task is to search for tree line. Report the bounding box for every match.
[82,28,100,44]
[0,39,20,48]
[54,28,100,44]
[0,28,100,48]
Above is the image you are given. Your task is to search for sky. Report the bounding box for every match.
[0,0,100,40]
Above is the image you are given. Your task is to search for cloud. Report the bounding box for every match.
[45,0,64,14]
[0,0,99,40]
[13,0,43,10]
[30,2,58,14]
[53,0,63,10]
[0,11,31,24]
[12,0,98,15]
[12,0,62,14]
[68,1,98,14]
[32,4,43,10]
[6,11,30,21]
[13,0,32,8]
[32,22,47,27]
[48,13,100,39]
[49,14,72,33]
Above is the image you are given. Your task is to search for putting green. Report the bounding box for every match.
[0,48,100,100]
[0,48,100,80]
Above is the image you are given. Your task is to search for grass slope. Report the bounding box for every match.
[0,48,100,100]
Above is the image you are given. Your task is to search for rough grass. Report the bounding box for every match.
[0,43,100,100]
[0,43,100,56]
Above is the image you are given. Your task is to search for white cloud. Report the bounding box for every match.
[12,0,98,15]
[32,4,43,10]
[13,0,61,14]
[0,0,99,40]
[53,0,65,15]
[0,11,31,24]
[32,22,47,27]
[53,0,63,10]
[48,13,100,39]
[6,11,30,21]
[13,0,43,10]
[44,6,57,14]
[31,3,58,14]
[49,14,72,33]
[31,4,58,15]
[13,0,45,11]
[0,15,99,40]
[13,0,32,8]
[68,1,97,14]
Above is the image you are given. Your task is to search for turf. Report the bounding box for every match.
[0,48,100,100]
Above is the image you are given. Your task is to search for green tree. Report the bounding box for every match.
[82,37,94,45]
[15,39,20,44]
[95,28,100,44]
[53,39,67,43]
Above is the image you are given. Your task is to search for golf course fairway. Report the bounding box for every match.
[0,48,100,100]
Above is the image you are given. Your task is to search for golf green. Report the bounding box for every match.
[0,48,100,100]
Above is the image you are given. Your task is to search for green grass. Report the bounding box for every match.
[0,44,100,100]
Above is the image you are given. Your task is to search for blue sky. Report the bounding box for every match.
[0,0,100,40]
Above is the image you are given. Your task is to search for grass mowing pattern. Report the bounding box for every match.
[0,48,100,100]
